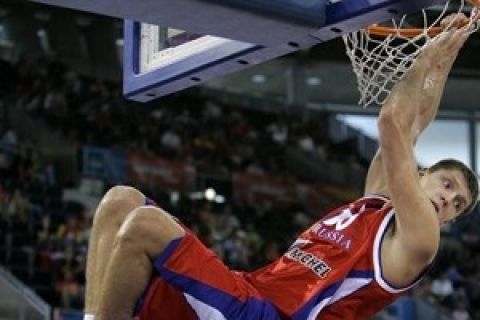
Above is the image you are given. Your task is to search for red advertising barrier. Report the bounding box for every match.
[127,153,195,192]
[233,172,354,213]
[233,172,297,207]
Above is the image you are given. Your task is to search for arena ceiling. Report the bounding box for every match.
[2,0,480,114]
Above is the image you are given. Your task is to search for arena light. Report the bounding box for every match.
[204,188,216,201]
[306,76,322,86]
[214,195,226,204]
[252,74,267,84]
[188,188,225,203]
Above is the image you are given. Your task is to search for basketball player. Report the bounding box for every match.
[84,16,479,320]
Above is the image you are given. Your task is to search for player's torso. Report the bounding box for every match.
[245,195,401,319]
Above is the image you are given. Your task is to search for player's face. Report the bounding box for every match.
[419,168,472,224]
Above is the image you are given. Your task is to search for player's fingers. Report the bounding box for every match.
[440,13,468,31]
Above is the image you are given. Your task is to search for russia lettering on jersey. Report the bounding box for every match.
[308,206,362,251]
[245,195,427,320]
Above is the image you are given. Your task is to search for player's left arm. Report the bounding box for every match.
[364,16,471,197]
[364,46,431,197]
[414,21,472,133]
[378,87,440,264]
[378,27,470,265]
[364,50,431,197]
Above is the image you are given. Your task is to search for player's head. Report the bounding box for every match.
[419,159,479,224]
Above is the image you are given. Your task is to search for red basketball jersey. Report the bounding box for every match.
[136,195,427,320]
[244,195,426,319]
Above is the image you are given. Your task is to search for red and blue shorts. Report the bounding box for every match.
[134,231,281,320]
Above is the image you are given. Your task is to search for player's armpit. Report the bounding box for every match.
[364,150,388,197]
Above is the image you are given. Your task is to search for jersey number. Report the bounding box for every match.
[323,207,361,231]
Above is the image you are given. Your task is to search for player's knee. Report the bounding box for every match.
[114,206,185,256]
[103,185,144,204]
[94,185,144,228]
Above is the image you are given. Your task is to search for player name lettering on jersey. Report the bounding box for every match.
[284,247,332,278]
[310,222,353,251]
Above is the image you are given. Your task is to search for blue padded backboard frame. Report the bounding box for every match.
[123,21,260,101]
[29,0,445,102]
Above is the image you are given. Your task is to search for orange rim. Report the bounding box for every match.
[366,25,443,38]
[367,3,480,39]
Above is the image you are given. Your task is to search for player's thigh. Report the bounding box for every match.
[139,232,281,320]
[85,185,146,308]
[87,185,145,269]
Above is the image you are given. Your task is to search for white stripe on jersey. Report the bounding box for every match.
[373,209,427,294]
[288,238,313,250]
[184,293,227,320]
[307,276,373,320]
[373,209,401,293]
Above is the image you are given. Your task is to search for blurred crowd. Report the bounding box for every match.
[13,57,369,181]
[0,55,479,319]
[0,126,316,311]
[0,125,89,309]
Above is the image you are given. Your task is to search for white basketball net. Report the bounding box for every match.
[343,0,479,107]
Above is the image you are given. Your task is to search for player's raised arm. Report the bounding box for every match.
[364,13,471,197]
[377,27,470,264]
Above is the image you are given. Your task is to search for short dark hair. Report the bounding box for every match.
[428,159,479,217]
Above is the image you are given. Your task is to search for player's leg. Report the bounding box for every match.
[84,185,146,315]
[96,205,185,320]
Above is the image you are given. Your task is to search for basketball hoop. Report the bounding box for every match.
[343,0,480,107]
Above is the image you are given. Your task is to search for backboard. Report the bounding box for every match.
[29,0,445,102]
